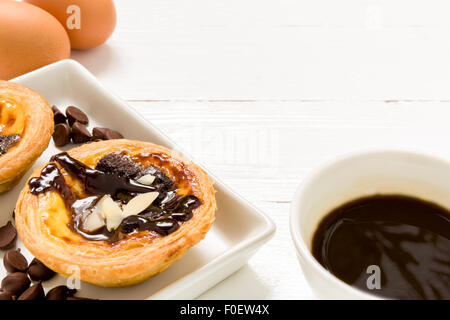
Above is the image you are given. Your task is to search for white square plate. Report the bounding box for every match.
[0,60,275,300]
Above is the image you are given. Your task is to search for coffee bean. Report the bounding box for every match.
[1,272,30,295]
[0,291,14,300]
[52,106,67,124]
[18,282,44,300]
[28,258,55,281]
[46,285,77,300]
[3,249,28,273]
[104,129,123,140]
[0,221,17,249]
[71,121,92,143]
[92,127,124,140]
[92,127,108,140]
[53,123,71,147]
[66,106,88,126]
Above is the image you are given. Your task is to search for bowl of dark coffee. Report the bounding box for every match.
[290,150,450,299]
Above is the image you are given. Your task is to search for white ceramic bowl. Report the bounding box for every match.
[290,149,450,299]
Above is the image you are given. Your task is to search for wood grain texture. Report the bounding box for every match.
[71,0,450,299]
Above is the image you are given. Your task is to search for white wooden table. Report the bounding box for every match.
[71,0,450,299]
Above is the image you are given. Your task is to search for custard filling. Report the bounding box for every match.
[0,97,25,155]
[29,151,202,245]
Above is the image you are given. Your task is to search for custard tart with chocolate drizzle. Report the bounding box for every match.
[0,81,53,193]
[15,139,216,287]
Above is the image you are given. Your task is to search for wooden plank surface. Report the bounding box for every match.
[70,0,450,299]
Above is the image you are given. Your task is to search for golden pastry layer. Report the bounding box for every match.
[0,80,53,193]
[15,140,216,287]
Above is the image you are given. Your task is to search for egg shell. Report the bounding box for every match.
[0,0,70,80]
[24,0,117,50]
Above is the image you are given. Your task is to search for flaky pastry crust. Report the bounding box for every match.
[0,81,53,193]
[15,140,216,287]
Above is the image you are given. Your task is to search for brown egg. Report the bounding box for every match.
[0,0,70,80]
[24,0,117,50]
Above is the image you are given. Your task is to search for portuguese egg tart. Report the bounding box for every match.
[15,139,216,287]
[0,80,53,193]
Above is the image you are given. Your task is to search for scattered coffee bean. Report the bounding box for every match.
[1,272,30,296]
[71,121,92,143]
[46,285,77,300]
[52,106,67,124]
[3,249,28,273]
[66,106,88,126]
[18,282,44,300]
[51,106,124,147]
[92,127,108,140]
[92,127,124,140]
[53,123,71,147]
[0,221,17,249]
[0,291,14,300]
[28,258,55,281]
[104,129,124,140]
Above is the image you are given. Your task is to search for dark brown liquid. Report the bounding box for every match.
[312,195,450,300]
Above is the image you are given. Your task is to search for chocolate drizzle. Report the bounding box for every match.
[28,164,74,206]
[29,152,201,242]
[51,152,156,195]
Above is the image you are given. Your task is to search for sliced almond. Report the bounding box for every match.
[83,211,105,232]
[100,195,124,231]
[136,174,156,185]
[122,192,159,217]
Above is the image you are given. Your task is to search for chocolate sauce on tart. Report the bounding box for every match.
[28,163,75,206]
[312,195,450,300]
[0,134,20,155]
[51,152,156,195]
[28,152,202,242]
